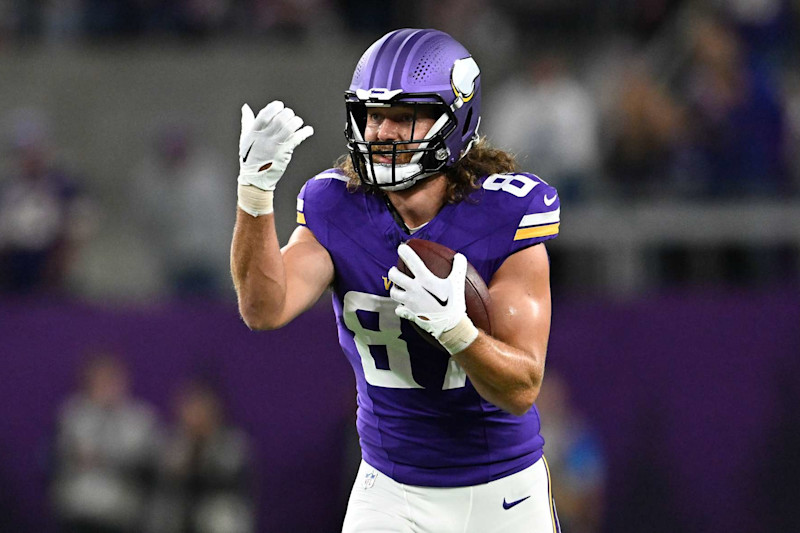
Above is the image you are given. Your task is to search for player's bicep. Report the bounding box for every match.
[487,244,552,359]
[277,225,335,324]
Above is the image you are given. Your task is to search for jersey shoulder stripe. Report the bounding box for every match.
[515,207,559,240]
[296,194,307,225]
[514,223,559,240]
[462,172,559,261]
[518,208,560,227]
[487,172,559,244]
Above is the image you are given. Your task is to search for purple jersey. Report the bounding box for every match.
[297,170,560,487]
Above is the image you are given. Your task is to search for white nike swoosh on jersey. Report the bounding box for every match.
[543,194,558,206]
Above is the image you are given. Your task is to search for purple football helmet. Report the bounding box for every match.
[345,28,482,191]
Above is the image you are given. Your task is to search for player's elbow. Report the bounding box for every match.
[506,386,540,417]
[241,315,280,331]
[238,302,286,331]
[507,394,536,417]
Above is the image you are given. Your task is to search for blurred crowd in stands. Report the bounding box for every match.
[482,0,799,201]
[1,0,799,297]
[49,352,255,533]
[0,108,233,298]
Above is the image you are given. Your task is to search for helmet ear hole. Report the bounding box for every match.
[462,108,473,139]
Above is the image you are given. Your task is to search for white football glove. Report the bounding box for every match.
[388,243,479,354]
[237,101,313,216]
[238,101,313,190]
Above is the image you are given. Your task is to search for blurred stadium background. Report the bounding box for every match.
[1,1,799,532]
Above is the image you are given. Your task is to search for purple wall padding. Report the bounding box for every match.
[1,290,798,532]
[0,297,356,533]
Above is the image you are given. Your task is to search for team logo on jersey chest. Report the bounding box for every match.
[382,276,392,291]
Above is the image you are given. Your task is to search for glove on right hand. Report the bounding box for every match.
[238,101,314,191]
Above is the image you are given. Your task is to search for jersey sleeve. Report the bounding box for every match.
[504,173,560,256]
[296,169,349,250]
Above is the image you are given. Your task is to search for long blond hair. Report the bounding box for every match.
[336,137,518,203]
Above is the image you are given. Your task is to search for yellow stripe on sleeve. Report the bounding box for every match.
[513,223,559,241]
[297,212,306,224]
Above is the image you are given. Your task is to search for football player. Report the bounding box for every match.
[231,28,561,532]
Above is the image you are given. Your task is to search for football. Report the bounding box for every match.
[397,239,492,350]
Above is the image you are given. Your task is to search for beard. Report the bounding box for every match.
[369,146,417,166]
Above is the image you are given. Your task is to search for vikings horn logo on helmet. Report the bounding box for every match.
[451,57,480,105]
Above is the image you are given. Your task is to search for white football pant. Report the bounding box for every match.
[342,457,560,533]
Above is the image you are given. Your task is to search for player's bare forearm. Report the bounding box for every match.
[453,243,551,416]
[231,208,288,330]
[453,333,545,416]
[231,213,335,330]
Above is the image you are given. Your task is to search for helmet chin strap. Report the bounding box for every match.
[365,163,436,191]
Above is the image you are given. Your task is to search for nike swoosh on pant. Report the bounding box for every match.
[502,496,531,510]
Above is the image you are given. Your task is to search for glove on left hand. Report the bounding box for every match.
[388,243,470,340]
